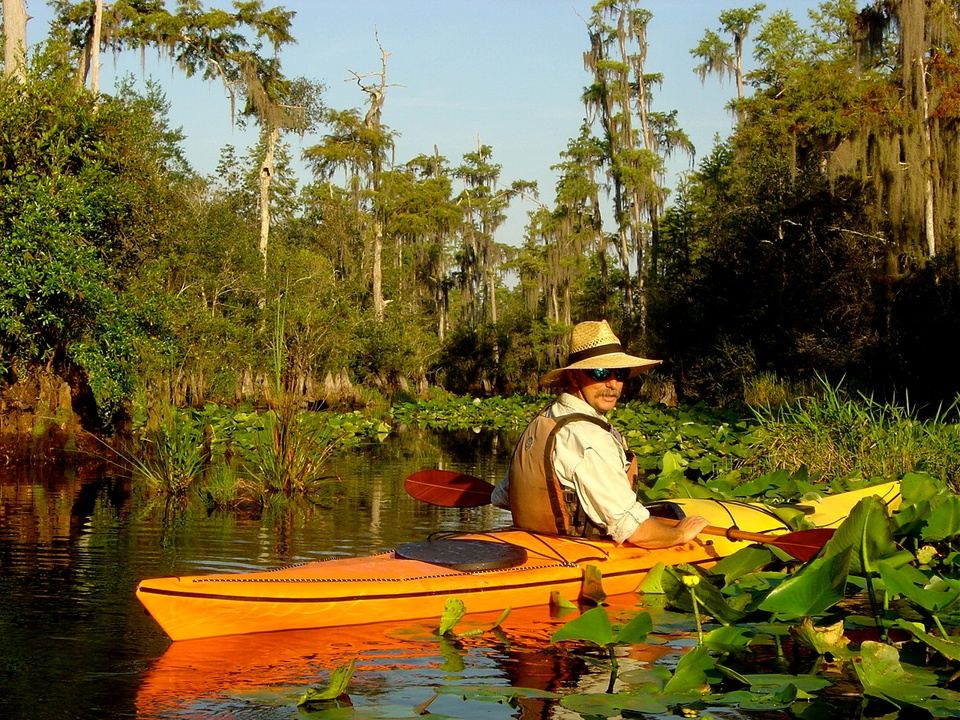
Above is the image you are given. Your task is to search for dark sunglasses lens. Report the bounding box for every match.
[586,368,630,382]
[587,368,612,381]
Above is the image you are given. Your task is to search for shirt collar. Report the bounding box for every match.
[555,392,606,419]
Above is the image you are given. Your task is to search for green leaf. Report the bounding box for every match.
[788,617,850,656]
[661,450,687,474]
[551,606,614,647]
[853,640,960,715]
[879,561,960,613]
[637,562,667,594]
[617,665,672,689]
[924,495,960,541]
[758,548,852,618]
[437,598,466,635]
[560,690,671,716]
[893,619,960,662]
[704,625,754,653]
[819,497,901,574]
[549,591,578,611]
[740,673,832,693]
[707,546,775,585]
[663,645,716,694]
[614,610,653,644]
[580,564,607,605]
[435,684,559,702]
[297,660,356,708]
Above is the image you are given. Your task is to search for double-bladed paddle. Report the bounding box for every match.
[403,468,834,561]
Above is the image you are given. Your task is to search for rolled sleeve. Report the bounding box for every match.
[571,446,650,543]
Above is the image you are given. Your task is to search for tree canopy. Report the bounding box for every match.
[2,0,959,431]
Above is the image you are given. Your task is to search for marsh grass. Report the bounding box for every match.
[242,397,343,497]
[201,464,260,509]
[751,377,960,488]
[124,413,209,496]
[742,371,816,410]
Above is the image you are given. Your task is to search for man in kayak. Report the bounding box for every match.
[491,320,708,548]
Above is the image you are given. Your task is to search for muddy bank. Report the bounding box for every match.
[0,369,108,467]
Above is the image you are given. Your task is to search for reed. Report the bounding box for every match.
[127,418,209,496]
[751,377,960,488]
[241,397,343,496]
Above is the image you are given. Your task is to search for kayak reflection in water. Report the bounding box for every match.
[491,320,708,549]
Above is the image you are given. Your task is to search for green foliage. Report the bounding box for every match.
[751,377,960,489]
[0,70,188,427]
[297,660,356,711]
[123,401,389,501]
[126,420,209,497]
[853,641,960,717]
[391,394,546,432]
[352,311,439,391]
[542,473,960,717]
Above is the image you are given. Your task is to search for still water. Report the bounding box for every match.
[2,429,653,720]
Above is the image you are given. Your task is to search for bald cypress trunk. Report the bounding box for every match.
[3,0,27,81]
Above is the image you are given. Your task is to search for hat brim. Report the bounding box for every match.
[540,352,661,389]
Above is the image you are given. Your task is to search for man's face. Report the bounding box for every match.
[569,368,626,415]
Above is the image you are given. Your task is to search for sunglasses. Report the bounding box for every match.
[584,367,632,382]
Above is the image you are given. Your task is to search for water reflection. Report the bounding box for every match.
[0,430,520,720]
[0,429,699,720]
[134,604,632,720]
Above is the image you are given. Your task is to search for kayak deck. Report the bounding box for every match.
[136,480,901,641]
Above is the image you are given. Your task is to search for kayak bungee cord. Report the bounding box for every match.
[425,528,610,566]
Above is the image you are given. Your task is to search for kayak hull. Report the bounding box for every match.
[136,480,901,641]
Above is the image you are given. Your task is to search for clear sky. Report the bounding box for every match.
[25,0,819,245]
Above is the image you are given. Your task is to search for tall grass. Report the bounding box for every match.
[241,296,342,497]
[117,396,210,496]
[750,377,960,488]
[243,398,342,497]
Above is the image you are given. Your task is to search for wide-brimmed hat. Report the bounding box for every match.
[540,320,661,388]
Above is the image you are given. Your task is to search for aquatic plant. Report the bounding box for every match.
[551,606,655,693]
[297,660,356,712]
[125,417,209,496]
[239,398,341,496]
[751,376,960,489]
[391,394,548,432]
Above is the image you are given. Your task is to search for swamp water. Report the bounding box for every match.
[1,430,843,720]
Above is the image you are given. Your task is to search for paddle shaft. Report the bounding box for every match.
[654,517,833,561]
[659,519,805,546]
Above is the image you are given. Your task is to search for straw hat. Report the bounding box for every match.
[540,320,661,388]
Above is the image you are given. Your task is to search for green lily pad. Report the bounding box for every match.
[560,689,671,716]
[853,640,960,716]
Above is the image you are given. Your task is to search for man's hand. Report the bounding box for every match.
[627,514,710,549]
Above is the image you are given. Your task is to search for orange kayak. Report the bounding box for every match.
[136,481,900,641]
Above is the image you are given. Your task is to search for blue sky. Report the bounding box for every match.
[25,0,819,244]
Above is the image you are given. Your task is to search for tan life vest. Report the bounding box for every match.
[508,411,637,537]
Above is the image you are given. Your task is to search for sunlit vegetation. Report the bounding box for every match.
[751,379,960,491]
[117,379,960,506]
[116,401,389,504]
[5,2,960,717]
[4,2,960,448]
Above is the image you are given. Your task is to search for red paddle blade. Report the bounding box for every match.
[766,527,836,561]
[404,469,494,508]
[658,519,836,562]
[712,525,835,561]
